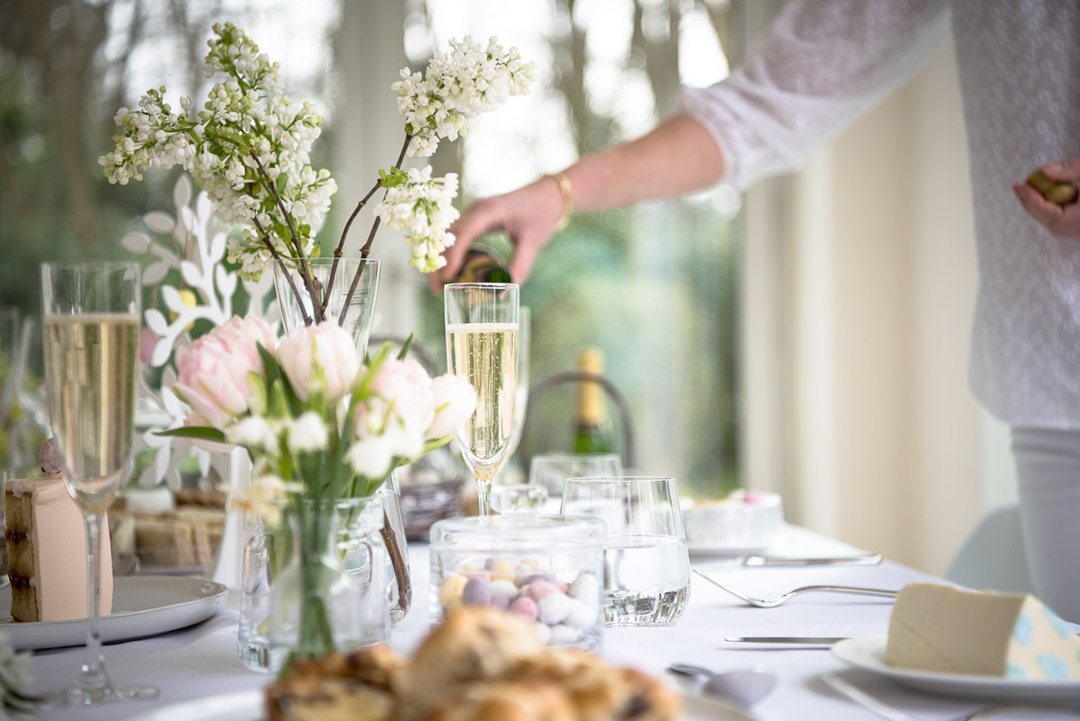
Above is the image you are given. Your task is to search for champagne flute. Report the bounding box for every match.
[444,283,519,516]
[40,262,156,705]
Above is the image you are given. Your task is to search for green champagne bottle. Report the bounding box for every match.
[572,346,614,454]
[455,242,512,283]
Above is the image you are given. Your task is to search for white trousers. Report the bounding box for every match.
[1012,427,1080,622]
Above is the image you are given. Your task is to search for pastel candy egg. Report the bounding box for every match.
[534,622,552,645]
[491,559,517,582]
[527,581,562,601]
[483,558,496,570]
[462,577,492,607]
[521,558,540,571]
[509,596,539,621]
[562,598,598,630]
[438,574,468,609]
[549,624,582,645]
[569,572,600,602]
[538,592,574,626]
[527,573,557,585]
[515,563,535,580]
[489,580,518,610]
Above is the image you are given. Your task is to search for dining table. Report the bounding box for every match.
[25,524,1080,721]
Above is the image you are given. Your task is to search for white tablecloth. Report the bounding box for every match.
[24,526,1072,720]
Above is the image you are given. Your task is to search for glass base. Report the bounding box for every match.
[59,681,159,706]
[238,637,284,674]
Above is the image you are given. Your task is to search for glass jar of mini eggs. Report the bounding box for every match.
[429,515,606,652]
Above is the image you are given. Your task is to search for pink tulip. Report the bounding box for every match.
[276,321,360,403]
[353,358,433,460]
[173,316,275,427]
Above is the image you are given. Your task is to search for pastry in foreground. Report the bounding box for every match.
[886,582,1080,680]
[266,607,681,721]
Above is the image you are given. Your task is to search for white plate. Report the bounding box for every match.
[832,635,1080,702]
[123,688,756,721]
[2,576,228,651]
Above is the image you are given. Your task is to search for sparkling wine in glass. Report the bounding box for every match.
[40,262,157,705]
[444,283,519,516]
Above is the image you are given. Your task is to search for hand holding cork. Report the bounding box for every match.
[1014,158,1080,240]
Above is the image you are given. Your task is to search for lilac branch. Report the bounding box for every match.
[324,133,412,315]
[249,152,324,324]
[250,215,311,326]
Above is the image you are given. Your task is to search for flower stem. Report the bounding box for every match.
[329,133,412,323]
[250,152,324,324]
[251,215,312,326]
[381,511,411,618]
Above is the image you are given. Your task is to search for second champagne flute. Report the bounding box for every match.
[444,283,519,516]
[40,262,156,705]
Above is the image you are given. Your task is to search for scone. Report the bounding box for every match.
[396,607,544,720]
[265,646,403,721]
[422,680,577,721]
[512,649,681,721]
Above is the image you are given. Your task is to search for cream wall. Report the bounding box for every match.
[743,41,984,574]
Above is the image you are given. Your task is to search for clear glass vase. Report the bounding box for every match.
[266,498,390,666]
[273,258,381,356]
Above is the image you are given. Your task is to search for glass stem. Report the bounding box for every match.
[475,477,492,516]
[80,512,107,691]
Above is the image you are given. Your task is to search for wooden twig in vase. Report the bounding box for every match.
[333,134,412,325]
[252,216,312,327]
[250,152,324,324]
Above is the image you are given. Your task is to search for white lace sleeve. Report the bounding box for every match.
[680,0,951,189]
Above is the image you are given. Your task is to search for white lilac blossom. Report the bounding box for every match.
[103,24,532,280]
[99,23,336,282]
[376,168,460,272]
[392,36,536,158]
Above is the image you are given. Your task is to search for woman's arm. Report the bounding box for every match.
[431,114,724,288]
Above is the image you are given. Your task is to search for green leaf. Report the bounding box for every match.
[396,333,414,361]
[259,342,302,416]
[379,167,408,188]
[328,409,358,500]
[155,426,228,443]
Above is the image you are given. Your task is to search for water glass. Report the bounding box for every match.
[529,453,623,497]
[490,483,548,515]
[560,476,690,626]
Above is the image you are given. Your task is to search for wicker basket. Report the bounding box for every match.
[399,480,465,539]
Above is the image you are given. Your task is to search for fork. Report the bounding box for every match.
[692,569,899,608]
[822,672,1080,721]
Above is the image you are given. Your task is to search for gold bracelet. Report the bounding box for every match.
[548,171,573,231]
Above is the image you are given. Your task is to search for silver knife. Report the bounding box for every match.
[725,636,848,645]
[741,553,882,567]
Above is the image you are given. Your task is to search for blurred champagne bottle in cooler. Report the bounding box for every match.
[571,346,613,454]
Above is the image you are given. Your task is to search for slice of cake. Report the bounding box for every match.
[5,475,114,622]
[887,583,1080,680]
